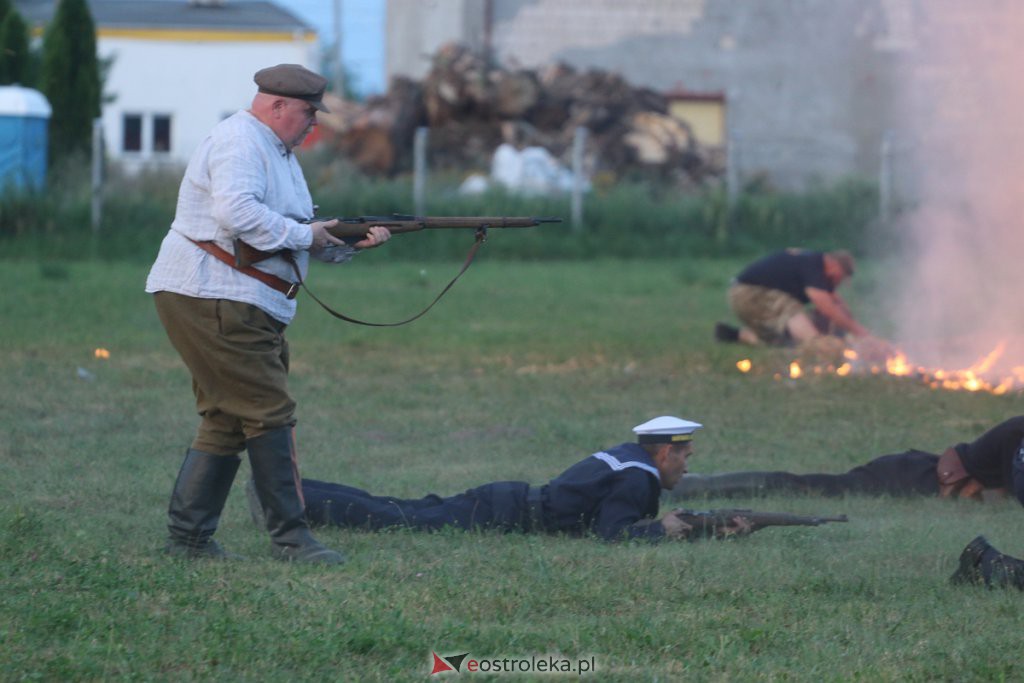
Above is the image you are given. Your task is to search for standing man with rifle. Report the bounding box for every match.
[146,64,391,564]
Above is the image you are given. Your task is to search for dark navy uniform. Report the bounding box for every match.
[302,443,667,541]
[955,415,1024,498]
[672,416,1024,501]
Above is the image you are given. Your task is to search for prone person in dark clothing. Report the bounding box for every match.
[247,417,751,542]
[669,415,1024,503]
[716,248,888,351]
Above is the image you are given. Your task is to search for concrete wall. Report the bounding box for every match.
[386,0,920,190]
[385,0,486,82]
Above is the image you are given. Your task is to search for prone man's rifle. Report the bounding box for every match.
[672,508,849,541]
[232,214,561,326]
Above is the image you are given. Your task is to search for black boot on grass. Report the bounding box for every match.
[980,542,1024,590]
[247,427,345,565]
[165,449,243,560]
[714,322,741,343]
[950,535,992,586]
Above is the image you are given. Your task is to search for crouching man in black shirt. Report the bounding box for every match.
[716,248,886,350]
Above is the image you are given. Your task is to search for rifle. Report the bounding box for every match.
[233,214,562,268]
[671,508,848,540]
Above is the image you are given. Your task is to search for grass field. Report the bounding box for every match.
[2,254,1023,681]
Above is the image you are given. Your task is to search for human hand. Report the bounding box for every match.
[352,225,392,250]
[715,515,753,538]
[852,334,897,363]
[309,219,345,251]
[661,510,694,539]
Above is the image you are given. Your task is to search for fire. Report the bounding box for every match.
[735,340,1024,395]
[94,348,110,359]
[885,352,912,376]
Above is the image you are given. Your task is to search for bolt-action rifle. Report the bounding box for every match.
[672,508,849,540]
[233,214,561,268]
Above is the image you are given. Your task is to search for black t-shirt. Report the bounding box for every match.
[735,249,832,303]
[956,416,1024,488]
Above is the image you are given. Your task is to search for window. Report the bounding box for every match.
[152,114,171,153]
[123,114,142,152]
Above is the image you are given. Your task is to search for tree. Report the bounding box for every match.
[0,9,31,86]
[40,0,100,163]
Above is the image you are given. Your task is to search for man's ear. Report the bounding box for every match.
[651,443,671,466]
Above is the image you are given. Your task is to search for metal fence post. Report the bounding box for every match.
[571,126,587,232]
[413,126,428,215]
[91,118,103,232]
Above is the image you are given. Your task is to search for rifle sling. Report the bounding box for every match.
[190,229,486,325]
[282,228,488,327]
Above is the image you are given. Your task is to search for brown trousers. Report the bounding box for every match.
[153,292,296,455]
[727,282,805,345]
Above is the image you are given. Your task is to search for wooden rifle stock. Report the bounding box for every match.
[232,214,561,268]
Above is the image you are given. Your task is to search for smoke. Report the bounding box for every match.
[890,1,1024,374]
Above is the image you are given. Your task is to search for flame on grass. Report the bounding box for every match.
[737,341,1024,395]
[94,348,110,359]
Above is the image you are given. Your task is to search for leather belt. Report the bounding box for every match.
[188,238,299,299]
[526,486,548,532]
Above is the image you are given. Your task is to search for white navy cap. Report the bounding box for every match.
[632,416,703,444]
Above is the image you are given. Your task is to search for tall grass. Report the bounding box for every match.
[1,156,881,262]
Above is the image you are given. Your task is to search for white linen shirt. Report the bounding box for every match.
[145,109,354,324]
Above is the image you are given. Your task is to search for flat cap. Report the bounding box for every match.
[254,64,330,112]
[633,416,703,444]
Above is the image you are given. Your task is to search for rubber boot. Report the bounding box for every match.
[165,449,243,559]
[667,471,804,501]
[246,428,345,565]
[245,478,266,528]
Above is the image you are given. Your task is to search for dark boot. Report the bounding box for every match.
[165,449,242,560]
[245,477,266,528]
[668,471,804,501]
[949,535,992,585]
[714,322,741,343]
[950,536,1024,590]
[246,428,345,565]
[980,542,1024,590]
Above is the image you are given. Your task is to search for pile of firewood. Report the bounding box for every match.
[316,43,724,188]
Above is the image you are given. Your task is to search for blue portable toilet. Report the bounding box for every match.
[0,86,52,191]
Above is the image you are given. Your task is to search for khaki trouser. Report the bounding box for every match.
[727,283,805,345]
[154,292,296,455]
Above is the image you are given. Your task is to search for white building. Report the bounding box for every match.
[15,0,318,169]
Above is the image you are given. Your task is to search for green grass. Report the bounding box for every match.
[2,256,1023,681]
